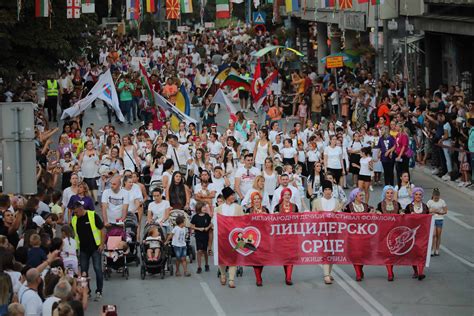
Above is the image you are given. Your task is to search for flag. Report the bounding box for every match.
[285,0,299,13]
[166,0,180,19]
[139,64,154,106]
[254,70,278,101]
[154,92,197,125]
[371,0,383,4]
[81,0,95,13]
[35,0,49,17]
[126,0,140,19]
[322,0,335,7]
[339,0,352,9]
[61,70,125,122]
[211,89,238,122]
[251,59,261,100]
[67,0,81,18]
[272,0,280,23]
[171,84,191,130]
[146,0,156,12]
[216,0,230,18]
[220,74,251,91]
[180,0,193,13]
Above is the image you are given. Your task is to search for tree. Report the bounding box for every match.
[0,1,99,81]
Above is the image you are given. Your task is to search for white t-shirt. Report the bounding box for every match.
[149,200,171,226]
[5,270,21,294]
[61,237,77,259]
[102,188,129,223]
[281,147,297,159]
[359,157,372,176]
[126,184,143,213]
[324,146,343,169]
[320,197,337,212]
[235,166,261,197]
[43,296,61,316]
[427,198,447,220]
[171,226,187,247]
[207,141,223,156]
[19,285,42,316]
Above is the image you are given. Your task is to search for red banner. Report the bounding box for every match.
[216,212,433,266]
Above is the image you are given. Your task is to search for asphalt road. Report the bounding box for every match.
[76,102,474,316]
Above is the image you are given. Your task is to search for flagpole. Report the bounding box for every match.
[374,0,379,85]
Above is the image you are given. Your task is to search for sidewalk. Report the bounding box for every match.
[413,165,474,201]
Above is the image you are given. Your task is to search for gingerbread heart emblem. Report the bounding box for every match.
[228,226,261,256]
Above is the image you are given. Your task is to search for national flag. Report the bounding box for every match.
[216,0,230,18]
[251,59,261,100]
[166,0,180,19]
[61,70,125,122]
[146,0,156,12]
[153,92,197,125]
[139,64,154,106]
[35,0,49,17]
[254,70,278,101]
[126,0,140,19]
[211,89,238,122]
[220,74,251,91]
[171,84,191,131]
[339,0,352,9]
[67,0,81,18]
[180,0,193,13]
[81,0,95,13]
[322,0,335,7]
[285,0,299,13]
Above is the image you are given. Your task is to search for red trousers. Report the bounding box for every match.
[253,266,263,284]
[283,265,293,282]
[354,264,364,279]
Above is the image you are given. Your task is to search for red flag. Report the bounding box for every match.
[251,59,261,100]
[358,0,368,3]
[339,0,352,9]
[134,0,140,19]
[166,0,180,19]
[254,70,278,101]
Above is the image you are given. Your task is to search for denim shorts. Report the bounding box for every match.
[434,219,444,228]
[173,246,187,259]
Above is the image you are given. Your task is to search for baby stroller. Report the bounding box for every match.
[168,209,196,263]
[124,212,140,266]
[103,223,130,280]
[140,223,173,279]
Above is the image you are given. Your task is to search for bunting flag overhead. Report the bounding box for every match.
[67,0,81,18]
[126,0,140,19]
[216,0,230,18]
[322,0,335,7]
[339,0,352,9]
[81,0,95,13]
[35,0,50,17]
[166,0,180,19]
[146,0,156,12]
[285,0,299,13]
[180,0,193,13]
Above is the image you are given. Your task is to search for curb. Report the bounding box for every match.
[413,166,474,201]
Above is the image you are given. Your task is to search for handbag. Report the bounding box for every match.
[124,147,140,173]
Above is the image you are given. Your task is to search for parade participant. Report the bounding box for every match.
[377,126,396,186]
[427,188,447,256]
[122,176,143,233]
[234,154,261,201]
[324,135,345,184]
[317,173,347,205]
[244,191,269,286]
[376,186,403,281]
[167,172,190,211]
[193,170,217,212]
[70,201,105,301]
[273,188,298,285]
[61,173,80,224]
[101,175,129,226]
[351,147,373,203]
[394,172,415,209]
[78,140,100,204]
[262,158,278,202]
[394,124,411,181]
[190,202,212,274]
[405,187,429,280]
[312,180,343,284]
[344,188,374,281]
[270,173,302,212]
[253,129,273,170]
[240,175,270,210]
[307,162,325,205]
[67,182,95,213]
[215,187,245,288]
[348,132,363,186]
[147,188,172,236]
[120,135,141,174]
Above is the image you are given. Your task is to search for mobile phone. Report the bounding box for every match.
[102,305,117,316]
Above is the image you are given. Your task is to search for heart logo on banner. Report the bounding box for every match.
[228,226,261,256]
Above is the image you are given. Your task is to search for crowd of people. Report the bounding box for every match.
[0,23,470,315]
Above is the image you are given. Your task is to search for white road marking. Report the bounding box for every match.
[440,245,474,268]
[445,211,474,230]
[332,266,393,316]
[199,279,226,316]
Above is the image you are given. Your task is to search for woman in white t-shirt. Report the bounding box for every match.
[351,147,373,203]
[324,135,344,184]
[281,139,297,165]
[394,171,415,209]
[427,188,447,256]
[254,129,273,170]
[147,188,172,235]
[262,158,278,201]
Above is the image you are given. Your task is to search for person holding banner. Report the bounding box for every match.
[405,187,429,280]
[344,188,374,282]
[376,185,403,281]
[244,191,269,287]
[312,180,343,285]
[273,188,298,286]
[215,187,245,288]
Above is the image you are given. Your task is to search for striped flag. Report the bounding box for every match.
[126,0,141,19]
[81,0,95,13]
[67,0,81,18]
[322,0,335,7]
[146,0,156,12]
[180,0,193,13]
[339,0,352,8]
[139,64,155,106]
[216,0,230,19]
[35,0,49,17]
[285,0,299,12]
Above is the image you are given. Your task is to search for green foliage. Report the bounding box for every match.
[0,1,98,80]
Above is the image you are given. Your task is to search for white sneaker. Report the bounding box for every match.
[441,174,450,181]
[431,168,439,175]
[455,178,462,183]
[458,182,465,187]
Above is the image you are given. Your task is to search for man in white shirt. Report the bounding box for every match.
[234,154,261,200]
[101,175,129,225]
[207,133,224,158]
[270,174,302,212]
[167,135,191,172]
[19,268,43,316]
